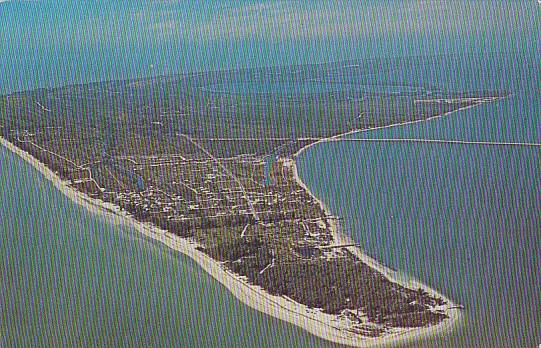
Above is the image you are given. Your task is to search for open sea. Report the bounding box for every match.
[1,1,540,347]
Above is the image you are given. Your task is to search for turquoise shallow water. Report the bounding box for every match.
[1,1,540,347]
[0,145,332,347]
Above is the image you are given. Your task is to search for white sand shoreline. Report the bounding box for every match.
[1,122,464,347]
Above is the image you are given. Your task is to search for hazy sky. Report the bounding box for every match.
[0,1,529,53]
[0,1,538,92]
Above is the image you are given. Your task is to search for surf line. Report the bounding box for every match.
[322,138,541,148]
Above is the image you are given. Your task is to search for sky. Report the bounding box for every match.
[0,1,526,50]
[0,0,538,92]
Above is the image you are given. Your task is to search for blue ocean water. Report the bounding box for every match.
[1,1,540,347]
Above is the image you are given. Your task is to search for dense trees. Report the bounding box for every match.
[224,254,446,327]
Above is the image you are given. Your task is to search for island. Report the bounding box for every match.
[0,62,504,346]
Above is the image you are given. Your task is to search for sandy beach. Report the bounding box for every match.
[1,131,463,347]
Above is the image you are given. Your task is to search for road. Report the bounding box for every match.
[179,133,261,223]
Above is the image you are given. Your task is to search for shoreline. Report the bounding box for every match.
[1,113,465,347]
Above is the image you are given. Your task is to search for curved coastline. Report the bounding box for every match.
[1,123,463,347]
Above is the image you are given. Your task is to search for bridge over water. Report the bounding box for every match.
[322,138,541,148]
